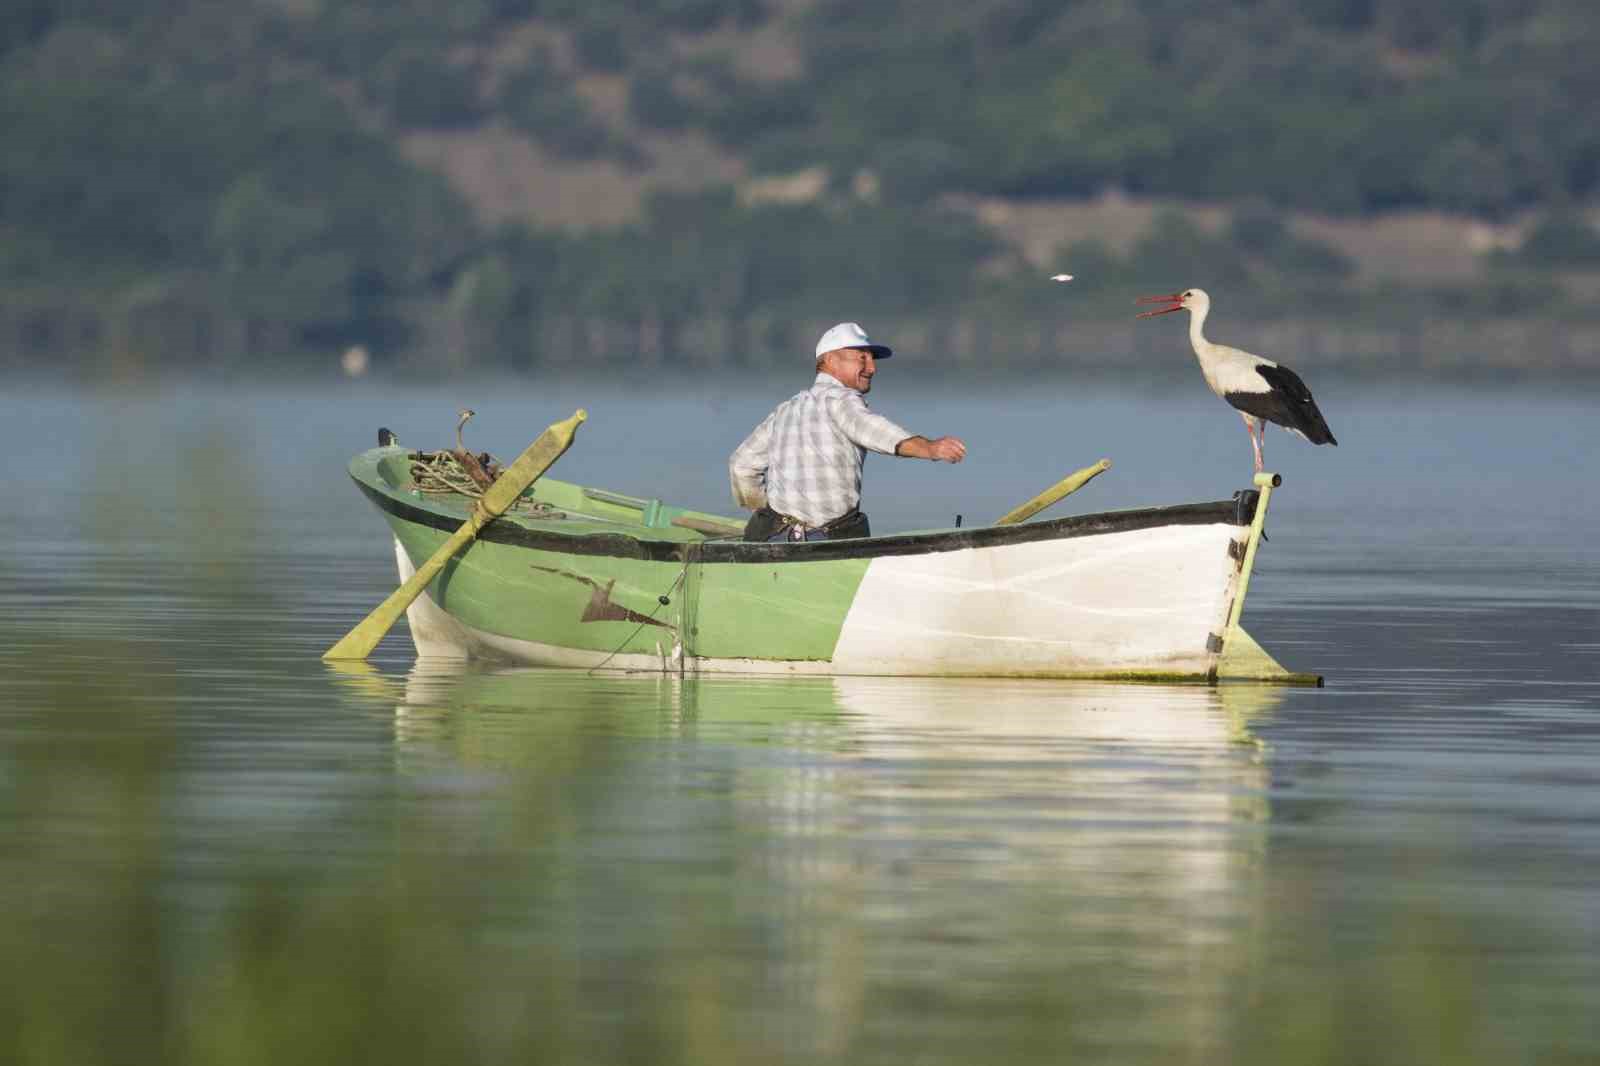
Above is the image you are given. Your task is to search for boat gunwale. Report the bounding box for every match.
[351,448,1259,565]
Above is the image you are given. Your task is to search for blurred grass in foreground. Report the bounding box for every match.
[3,655,1596,1066]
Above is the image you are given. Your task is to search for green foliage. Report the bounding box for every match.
[477,190,1000,353]
[1515,211,1600,265]
[572,13,628,71]
[370,48,486,129]
[704,80,816,150]
[874,139,967,206]
[713,0,1600,218]
[0,38,237,275]
[1030,208,1352,313]
[498,59,632,162]
[0,0,55,55]
[629,71,699,131]
[1414,273,1562,316]
[0,8,472,352]
[1127,211,1254,292]
[1228,204,1354,279]
[1052,240,1124,294]
[1,0,1598,371]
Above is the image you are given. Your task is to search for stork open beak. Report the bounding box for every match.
[1135,294,1184,318]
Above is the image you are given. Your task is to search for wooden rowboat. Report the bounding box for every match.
[346,440,1319,683]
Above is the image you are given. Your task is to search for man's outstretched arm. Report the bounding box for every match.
[895,436,967,463]
[825,392,965,463]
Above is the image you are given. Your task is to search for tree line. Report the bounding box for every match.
[2,0,1597,373]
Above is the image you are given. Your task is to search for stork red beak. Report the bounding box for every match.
[1135,293,1184,318]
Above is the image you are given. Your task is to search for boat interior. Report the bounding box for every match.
[369,446,748,541]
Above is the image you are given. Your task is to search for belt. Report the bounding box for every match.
[744,506,869,543]
[775,508,858,534]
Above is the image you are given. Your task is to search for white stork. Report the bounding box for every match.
[1136,288,1337,472]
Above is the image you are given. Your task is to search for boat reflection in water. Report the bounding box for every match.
[380,660,1283,883]
[352,659,1285,1058]
[382,658,1280,779]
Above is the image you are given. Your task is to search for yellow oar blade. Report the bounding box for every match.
[994,458,1111,526]
[321,522,479,661]
[323,409,587,661]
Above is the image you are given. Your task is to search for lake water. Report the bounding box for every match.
[1,376,1597,1064]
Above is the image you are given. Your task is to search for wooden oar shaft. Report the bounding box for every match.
[671,515,745,537]
[323,409,587,661]
[995,459,1111,526]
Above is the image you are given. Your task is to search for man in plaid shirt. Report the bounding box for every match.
[729,322,967,542]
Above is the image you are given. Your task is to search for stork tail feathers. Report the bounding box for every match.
[1251,364,1336,446]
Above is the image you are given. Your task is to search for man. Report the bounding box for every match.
[729,321,967,542]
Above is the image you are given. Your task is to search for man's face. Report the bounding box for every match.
[822,348,877,393]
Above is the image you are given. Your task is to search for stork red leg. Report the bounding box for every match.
[1239,412,1264,472]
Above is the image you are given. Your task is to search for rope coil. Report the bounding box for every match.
[408,450,497,498]
[407,451,561,516]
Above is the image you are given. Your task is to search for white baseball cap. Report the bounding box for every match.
[815,321,892,360]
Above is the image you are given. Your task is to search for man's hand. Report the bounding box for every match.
[897,436,967,463]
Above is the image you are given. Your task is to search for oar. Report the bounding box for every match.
[323,409,588,660]
[994,458,1111,525]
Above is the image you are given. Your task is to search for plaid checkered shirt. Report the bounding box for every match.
[729,373,912,529]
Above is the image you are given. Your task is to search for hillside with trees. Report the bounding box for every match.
[3,0,1598,377]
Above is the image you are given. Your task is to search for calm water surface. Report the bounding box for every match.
[1,378,1596,1064]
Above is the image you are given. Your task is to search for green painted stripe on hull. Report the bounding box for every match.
[386,515,870,662]
[389,519,670,657]
[690,554,870,660]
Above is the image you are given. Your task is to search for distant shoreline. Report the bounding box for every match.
[5,308,1597,383]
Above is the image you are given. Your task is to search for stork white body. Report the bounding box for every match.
[1137,288,1337,472]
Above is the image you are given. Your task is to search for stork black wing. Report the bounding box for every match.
[1254,363,1337,445]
